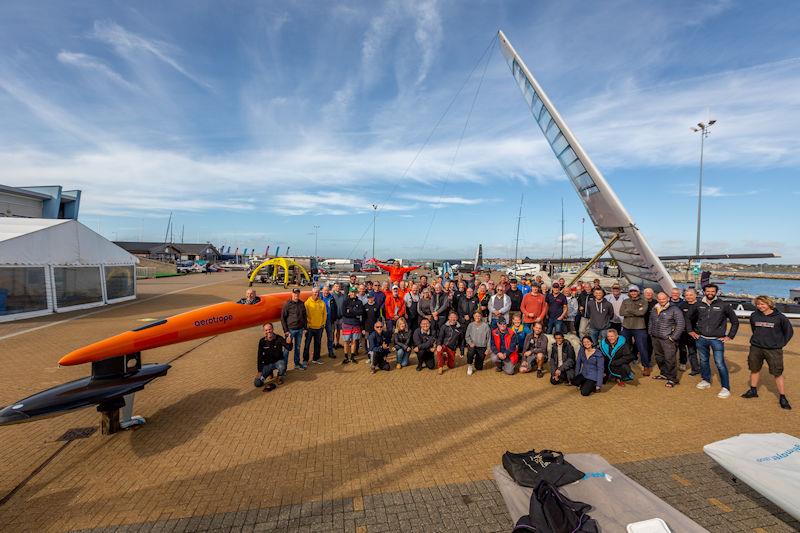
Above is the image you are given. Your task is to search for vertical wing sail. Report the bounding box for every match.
[497,31,674,292]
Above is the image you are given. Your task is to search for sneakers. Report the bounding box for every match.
[717,388,731,399]
[495,365,503,372]
[396,363,402,370]
[350,356,358,364]
[328,353,337,359]
[467,364,474,376]
[679,364,686,371]
[616,379,625,387]
[253,376,265,388]
[536,369,544,379]
[696,380,711,390]
[341,357,350,365]
[741,388,758,399]
[780,396,792,410]
[312,359,324,365]
[370,366,377,374]
[437,367,444,375]
[688,370,700,376]
[263,382,277,392]
[295,364,307,371]
[416,365,423,372]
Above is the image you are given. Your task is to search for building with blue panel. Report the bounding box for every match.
[0,184,81,219]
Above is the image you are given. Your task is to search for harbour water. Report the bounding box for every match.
[679,277,800,299]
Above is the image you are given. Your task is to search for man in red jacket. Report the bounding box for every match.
[376,260,421,284]
[384,285,407,334]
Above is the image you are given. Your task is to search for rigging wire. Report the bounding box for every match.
[418,35,497,256]
[346,34,499,260]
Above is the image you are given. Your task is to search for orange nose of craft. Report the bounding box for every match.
[58,291,301,366]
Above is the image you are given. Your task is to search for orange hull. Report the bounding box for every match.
[58,291,309,366]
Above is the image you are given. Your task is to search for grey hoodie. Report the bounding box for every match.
[465,321,491,347]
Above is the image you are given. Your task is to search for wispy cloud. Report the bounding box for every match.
[270,191,414,216]
[57,51,138,91]
[91,20,212,90]
[398,193,487,205]
[673,184,760,197]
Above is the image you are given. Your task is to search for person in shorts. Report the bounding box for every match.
[741,295,794,409]
[340,287,364,364]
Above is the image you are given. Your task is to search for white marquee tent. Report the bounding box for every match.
[0,219,138,322]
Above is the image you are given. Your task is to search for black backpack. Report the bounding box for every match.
[513,479,599,533]
[502,449,584,488]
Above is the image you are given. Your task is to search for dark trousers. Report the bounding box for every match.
[467,346,487,370]
[573,315,581,335]
[371,348,390,370]
[652,337,678,382]
[324,320,335,355]
[679,334,700,372]
[621,327,651,368]
[416,349,435,369]
[303,327,323,362]
[572,374,598,396]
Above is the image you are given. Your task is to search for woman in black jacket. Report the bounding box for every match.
[392,317,413,369]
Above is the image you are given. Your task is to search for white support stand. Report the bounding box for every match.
[119,392,146,430]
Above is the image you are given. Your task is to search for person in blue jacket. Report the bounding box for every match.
[574,336,604,396]
[598,329,636,387]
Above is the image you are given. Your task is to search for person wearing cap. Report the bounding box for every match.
[545,283,568,334]
[489,318,519,375]
[340,287,364,364]
[507,279,523,313]
[520,283,547,328]
[519,277,532,296]
[604,283,628,333]
[280,288,307,370]
[384,284,406,335]
[620,284,651,375]
[367,321,392,373]
[303,286,327,366]
[362,292,383,363]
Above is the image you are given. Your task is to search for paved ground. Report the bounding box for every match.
[0,272,798,532]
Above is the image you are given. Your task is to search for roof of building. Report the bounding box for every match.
[114,241,219,256]
[0,219,137,266]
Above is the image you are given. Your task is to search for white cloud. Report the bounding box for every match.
[269,191,414,216]
[57,51,138,91]
[672,184,760,197]
[91,20,212,90]
[397,193,487,205]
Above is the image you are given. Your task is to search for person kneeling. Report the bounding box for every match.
[520,322,548,378]
[489,318,519,375]
[435,311,463,375]
[573,336,604,396]
[254,323,288,392]
[549,332,576,385]
[465,311,491,376]
[599,329,636,387]
[368,321,392,374]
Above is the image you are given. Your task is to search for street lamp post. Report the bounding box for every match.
[313,225,320,258]
[690,119,716,257]
[580,217,585,258]
[371,204,378,259]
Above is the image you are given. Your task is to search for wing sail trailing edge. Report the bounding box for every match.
[497,31,675,292]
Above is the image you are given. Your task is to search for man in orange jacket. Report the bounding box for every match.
[376,261,421,284]
[384,284,407,334]
[520,283,548,327]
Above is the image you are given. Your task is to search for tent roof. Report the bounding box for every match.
[0,218,137,266]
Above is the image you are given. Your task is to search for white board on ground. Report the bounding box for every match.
[704,433,800,521]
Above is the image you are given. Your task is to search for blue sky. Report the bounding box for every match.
[1,1,799,261]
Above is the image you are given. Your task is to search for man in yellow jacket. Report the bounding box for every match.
[303,286,328,365]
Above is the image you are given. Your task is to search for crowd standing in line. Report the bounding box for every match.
[248,270,793,410]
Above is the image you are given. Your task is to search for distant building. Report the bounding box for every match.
[114,242,220,263]
[0,184,81,219]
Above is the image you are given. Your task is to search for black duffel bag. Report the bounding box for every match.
[513,479,599,533]
[502,449,584,488]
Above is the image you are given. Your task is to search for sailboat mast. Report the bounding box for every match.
[513,194,523,264]
[560,198,565,272]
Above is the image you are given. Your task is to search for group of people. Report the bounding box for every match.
[249,271,793,410]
